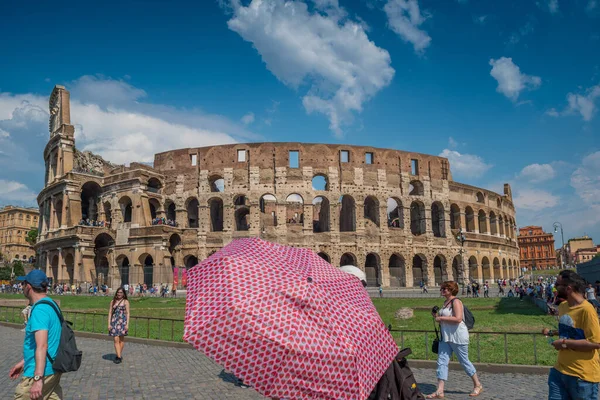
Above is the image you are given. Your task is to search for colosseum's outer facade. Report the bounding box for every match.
[36,85,520,289]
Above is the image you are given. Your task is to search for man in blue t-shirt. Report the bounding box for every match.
[9,270,63,399]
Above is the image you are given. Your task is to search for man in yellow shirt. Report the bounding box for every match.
[542,270,600,399]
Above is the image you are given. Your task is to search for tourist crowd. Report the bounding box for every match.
[151,217,177,226]
[78,219,110,228]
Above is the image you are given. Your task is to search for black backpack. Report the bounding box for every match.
[451,298,475,330]
[31,299,82,373]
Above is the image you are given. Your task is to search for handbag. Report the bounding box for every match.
[432,316,440,354]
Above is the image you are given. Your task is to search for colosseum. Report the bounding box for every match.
[35,85,520,290]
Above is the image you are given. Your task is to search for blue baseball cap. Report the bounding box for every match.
[17,269,49,289]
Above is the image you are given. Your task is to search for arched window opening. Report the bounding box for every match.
[409,180,424,196]
[65,254,74,285]
[389,254,405,287]
[363,196,380,227]
[81,182,102,221]
[285,194,304,225]
[209,198,224,232]
[166,201,176,222]
[496,198,502,208]
[465,207,475,232]
[433,255,446,285]
[365,253,380,287]
[469,256,479,281]
[119,256,130,286]
[476,192,485,204]
[412,254,427,287]
[187,198,199,228]
[119,197,133,223]
[312,196,330,233]
[493,257,501,279]
[410,201,426,236]
[482,257,491,281]
[94,256,109,286]
[387,198,404,229]
[209,176,225,193]
[148,198,160,220]
[235,208,250,231]
[498,215,505,236]
[312,174,328,191]
[185,255,199,269]
[450,204,460,230]
[260,194,278,227]
[103,202,112,225]
[478,210,488,234]
[147,178,162,193]
[431,202,445,237]
[50,256,59,283]
[317,252,330,263]
[143,255,154,286]
[340,253,356,267]
[55,199,63,228]
[452,256,462,282]
[489,211,498,235]
[339,195,356,232]
[234,195,249,207]
[169,234,181,256]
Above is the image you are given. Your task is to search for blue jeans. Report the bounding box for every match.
[436,341,476,381]
[548,368,599,400]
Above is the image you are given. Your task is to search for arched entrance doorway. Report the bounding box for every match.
[143,255,153,286]
[317,252,330,263]
[412,254,427,287]
[389,254,405,287]
[340,252,357,267]
[365,253,380,287]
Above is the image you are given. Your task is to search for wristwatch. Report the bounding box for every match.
[561,339,567,349]
[33,375,42,382]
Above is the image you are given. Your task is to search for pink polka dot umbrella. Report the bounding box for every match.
[184,238,398,400]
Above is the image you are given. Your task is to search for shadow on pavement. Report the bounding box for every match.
[102,354,116,361]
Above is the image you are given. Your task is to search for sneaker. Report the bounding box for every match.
[114,357,122,364]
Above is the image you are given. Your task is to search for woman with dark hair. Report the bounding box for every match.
[107,287,129,364]
[426,281,483,398]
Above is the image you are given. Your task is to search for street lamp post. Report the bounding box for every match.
[553,221,566,268]
[457,228,467,294]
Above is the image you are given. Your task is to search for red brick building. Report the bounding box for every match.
[518,226,556,270]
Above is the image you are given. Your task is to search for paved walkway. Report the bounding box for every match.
[0,325,550,399]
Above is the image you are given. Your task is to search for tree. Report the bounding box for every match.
[26,228,38,246]
[0,267,11,280]
[12,260,25,277]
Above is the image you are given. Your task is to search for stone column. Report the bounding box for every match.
[57,248,64,282]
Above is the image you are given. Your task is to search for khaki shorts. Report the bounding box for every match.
[14,373,62,400]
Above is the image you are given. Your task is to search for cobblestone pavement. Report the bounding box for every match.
[0,325,553,399]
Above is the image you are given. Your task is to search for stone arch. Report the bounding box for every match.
[103,201,112,224]
[496,198,502,208]
[186,197,199,228]
[116,255,130,286]
[94,232,115,250]
[412,254,428,286]
[81,181,102,221]
[450,204,461,230]
[65,253,74,285]
[234,194,249,206]
[148,198,161,220]
[312,196,330,232]
[50,255,59,282]
[502,258,507,275]
[431,201,445,237]
[476,192,485,203]
[317,252,330,263]
[389,254,406,287]
[169,233,182,254]
[165,200,176,222]
[55,198,63,227]
[465,206,475,232]
[498,215,505,236]
[452,255,462,282]
[339,195,356,232]
[478,210,487,234]
[235,208,251,231]
[184,255,199,269]
[312,174,328,191]
[340,252,357,267]
[365,253,380,287]
[209,175,225,192]
[260,194,278,227]
[469,256,479,281]
[94,255,109,286]
[147,177,162,193]
[489,211,497,235]
[285,194,304,225]
[387,197,404,229]
[208,197,224,232]
[142,254,154,286]
[493,257,501,279]
[433,255,447,285]
[363,196,380,227]
[409,180,424,196]
[481,257,491,281]
[119,196,133,223]
[410,201,426,236]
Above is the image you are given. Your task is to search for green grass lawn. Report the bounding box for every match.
[0,294,558,365]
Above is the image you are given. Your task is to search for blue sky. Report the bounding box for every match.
[0,0,599,245]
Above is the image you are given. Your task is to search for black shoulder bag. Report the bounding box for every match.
[432,315,440,354]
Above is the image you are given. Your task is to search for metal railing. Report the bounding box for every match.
[0,306,186,343]
[388,328,555,366]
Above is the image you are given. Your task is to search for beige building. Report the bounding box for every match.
[35,85,520,289]
[568,236,595,264]
[0,206,39,262]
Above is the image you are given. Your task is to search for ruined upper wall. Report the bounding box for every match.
[154,142,453,181]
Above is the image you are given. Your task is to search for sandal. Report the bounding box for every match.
[469,385,484,397]
[425,392,444,399]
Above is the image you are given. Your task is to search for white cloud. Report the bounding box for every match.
[548,0,559,13]
[439,149,492,179]
[0,180,37,206]
[519,163,556,183]
[447,137,458,149]
[241,112,255,125]
[571,151,600,205]
[547,85,600,121]
[489,57,541,101]
[513,189,559,210]
[226,0,394,137]
[474,15,487,25]
[384,0,431,53]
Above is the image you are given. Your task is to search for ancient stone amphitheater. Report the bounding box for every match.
[36,85,520,289]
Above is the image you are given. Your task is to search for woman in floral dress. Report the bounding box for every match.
[108,287,130,364]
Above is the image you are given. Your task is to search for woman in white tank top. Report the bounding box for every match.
[426,281,483,399]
